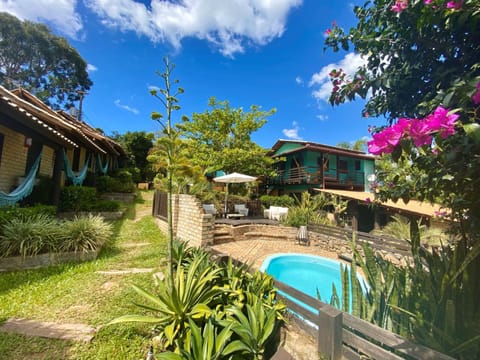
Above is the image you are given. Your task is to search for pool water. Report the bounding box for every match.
[260,253,363,313]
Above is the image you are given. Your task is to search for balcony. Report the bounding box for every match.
[265,166,365,190]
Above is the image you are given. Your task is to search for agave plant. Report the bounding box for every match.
[223,296,281,360]
[108,255,224,350]
[156,318,244,360]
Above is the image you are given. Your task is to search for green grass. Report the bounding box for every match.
[0,191,168,359]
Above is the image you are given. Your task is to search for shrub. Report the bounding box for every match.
[90,200,121,212]
[0,205,57,234]
[0,214,63,257]
[59,186,97,212]
[259,195,294,208]
[59,215,113,253]
[96,174,135,193]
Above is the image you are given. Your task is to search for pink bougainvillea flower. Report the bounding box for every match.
[426,106,459,138]
[424,0,433,4]
[325,28,332,36]
[472,82,480,105]
[365,197,372,205]
[391,0,408,13]
[446,0,463,10]
[410,119,433,147]
[367,126,403,155]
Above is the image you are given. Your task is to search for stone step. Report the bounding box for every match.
[244,231,289,241]
[0,318,96,342]
[213,235,234,244]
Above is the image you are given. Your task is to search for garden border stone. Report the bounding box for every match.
[0,250,99,271]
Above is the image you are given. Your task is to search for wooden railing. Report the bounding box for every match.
[274,280,454,360]
[265,166,365,189]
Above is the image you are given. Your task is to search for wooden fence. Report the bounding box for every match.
[152,190,167,219]
[308,223,412,257]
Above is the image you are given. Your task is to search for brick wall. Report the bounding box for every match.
[0,125,29,192]
[155,193,215,247]
[0,125,59,192]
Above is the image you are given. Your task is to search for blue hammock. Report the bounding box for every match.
[97,154,109,175]
[0,151,42,206]
[63,149,90,186]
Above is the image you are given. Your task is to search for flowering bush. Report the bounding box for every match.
[367,106,459,155]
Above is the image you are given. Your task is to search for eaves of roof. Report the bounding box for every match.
[271,140,375,161]
[0,86,79,148]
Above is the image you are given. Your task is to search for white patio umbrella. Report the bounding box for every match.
[213,172,257,215]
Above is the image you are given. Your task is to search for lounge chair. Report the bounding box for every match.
[296,225,310,246]
[202,204,218,216]
[234,204,249,216]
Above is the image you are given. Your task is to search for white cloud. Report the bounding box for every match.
[309,52,366,102]
[295,76,304,85]
[85,0,302,57]
[87,64,98,72]
[282,121,301,140]
[316,114,328,122]
[0,0,83,39]
[114,99,139,115]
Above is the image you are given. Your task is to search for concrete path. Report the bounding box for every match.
[0,318,96,342]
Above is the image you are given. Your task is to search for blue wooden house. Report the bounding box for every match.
[264,140,375,196]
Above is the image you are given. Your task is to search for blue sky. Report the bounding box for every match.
[0,0,386,149]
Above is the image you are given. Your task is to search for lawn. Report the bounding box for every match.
[0,191,168,360]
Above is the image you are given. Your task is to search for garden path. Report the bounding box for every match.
[0,191,156,344]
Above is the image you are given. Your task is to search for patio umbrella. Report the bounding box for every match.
[213,172,257,215]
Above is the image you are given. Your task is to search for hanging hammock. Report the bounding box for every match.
[0,150,42,206]
[63,149,91,186]
[97,154,109,175]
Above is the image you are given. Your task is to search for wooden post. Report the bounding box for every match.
[51,148,63,206]
[318,305,343,360]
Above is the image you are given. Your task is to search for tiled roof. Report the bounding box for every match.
[1,86,124,156]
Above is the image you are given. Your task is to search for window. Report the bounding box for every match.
[338,159,348,171]
[355,160,361,171]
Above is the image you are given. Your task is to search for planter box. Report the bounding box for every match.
[0,250,99,271]
[100,192,136,203]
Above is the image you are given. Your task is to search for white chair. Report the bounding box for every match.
[202,204,218,216]
[234,204,249,216]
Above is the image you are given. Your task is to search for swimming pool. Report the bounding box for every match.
[260,253,364,313]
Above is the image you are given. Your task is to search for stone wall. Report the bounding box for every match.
[155,194,215,247]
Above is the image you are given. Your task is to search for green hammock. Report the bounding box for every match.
[63,149,90,186]
[0,150,42,206]
[97,154,109,175]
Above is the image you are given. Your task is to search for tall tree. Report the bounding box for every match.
[111,131,155,181]
[178,97,276,176]
[0,12,92,109]
[149,56,184,279]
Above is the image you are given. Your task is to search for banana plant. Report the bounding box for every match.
[108,256,224,350]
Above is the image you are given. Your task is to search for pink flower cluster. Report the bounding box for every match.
[395,0,464,12]
[391,0,408,13]
[367,106,459,155]
[473,82,480,105]
[446,1,463,10]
